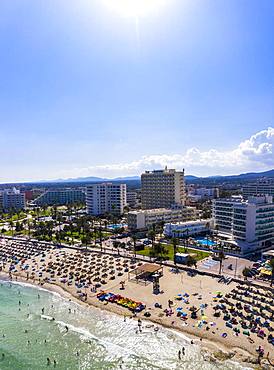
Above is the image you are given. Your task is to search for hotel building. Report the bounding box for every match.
[1,188,26,212]
[34,189,86,206]
[141,168,186,209]
[86,183,126,216]
[164,219,213,238]
[242,180,274,199]
[127,206,199,231]
[212,195,274,254]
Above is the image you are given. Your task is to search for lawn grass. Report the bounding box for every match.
[137,244,210,262]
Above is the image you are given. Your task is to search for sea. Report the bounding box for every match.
[0,280,250,370]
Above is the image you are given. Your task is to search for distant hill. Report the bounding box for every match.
[55,169,273,183]
[186,169,274,185]
[0,169,273,188]
[52,175,141,183]
[53,176,106,183]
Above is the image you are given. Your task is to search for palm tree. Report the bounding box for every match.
[9,220,14,237]
[132,233,137,258]
[93,227,97,246]
[269,258,274,287]
[36,207,41,222]
[148,229,156,249]
[98,220,103,252]
[242,267,251,281]
[187,255,197,269]
[218,250,226,275]
[184,228,190,252]
[171,237,179,264]
[214,224,219,246]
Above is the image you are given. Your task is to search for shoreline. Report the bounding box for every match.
[0,271,260,368]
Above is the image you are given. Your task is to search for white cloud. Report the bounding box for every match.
[58,127,274,178]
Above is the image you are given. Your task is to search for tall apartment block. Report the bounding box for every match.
[86,183,126,216]
[141,168,186,209]
[1,188,26,212]
[212,195,274,254]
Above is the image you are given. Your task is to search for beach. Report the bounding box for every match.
[0,279,252,370]
[0,238,273,369]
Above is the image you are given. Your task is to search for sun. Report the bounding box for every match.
[103,0,167,18]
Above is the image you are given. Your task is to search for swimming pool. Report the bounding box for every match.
[195,238,216,247]
[107,223,127,230]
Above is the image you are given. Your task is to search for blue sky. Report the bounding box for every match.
[0,0,273,182]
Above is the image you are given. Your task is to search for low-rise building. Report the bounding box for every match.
[212,195,274,255]
[164,219,212,238]
[34,189,86,206]
[188,187,219,202]
[127,207,199,231]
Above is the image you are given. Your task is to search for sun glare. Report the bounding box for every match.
[103,0,167,18]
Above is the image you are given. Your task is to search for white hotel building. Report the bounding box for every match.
[212,195,274,255]
[127,207,199,231]
[86,183,126,216]
[1,188,26,212]
[164,219,213,238]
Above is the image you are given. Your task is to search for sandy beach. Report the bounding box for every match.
[0,238,273,368]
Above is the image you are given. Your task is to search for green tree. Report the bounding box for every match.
[242,267,251,281]
[171,237,179,264]
[9,220,14,236]
[131,233,137,258]
[187,255,197,268]
[218,250,226,275]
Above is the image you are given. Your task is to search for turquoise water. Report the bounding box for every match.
[107,224,127,230]
[0,281,248,370]
[195,238,216,247]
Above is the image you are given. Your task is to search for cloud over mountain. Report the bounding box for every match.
[60,127,274,178]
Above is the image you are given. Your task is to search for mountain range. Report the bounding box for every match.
[51,169,274,184]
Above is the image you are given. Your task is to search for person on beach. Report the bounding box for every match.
[65,325,69,332]
[178,350,181,360]
[138,319,142,332]
[182,347,185,355]
[42,307,45,314]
